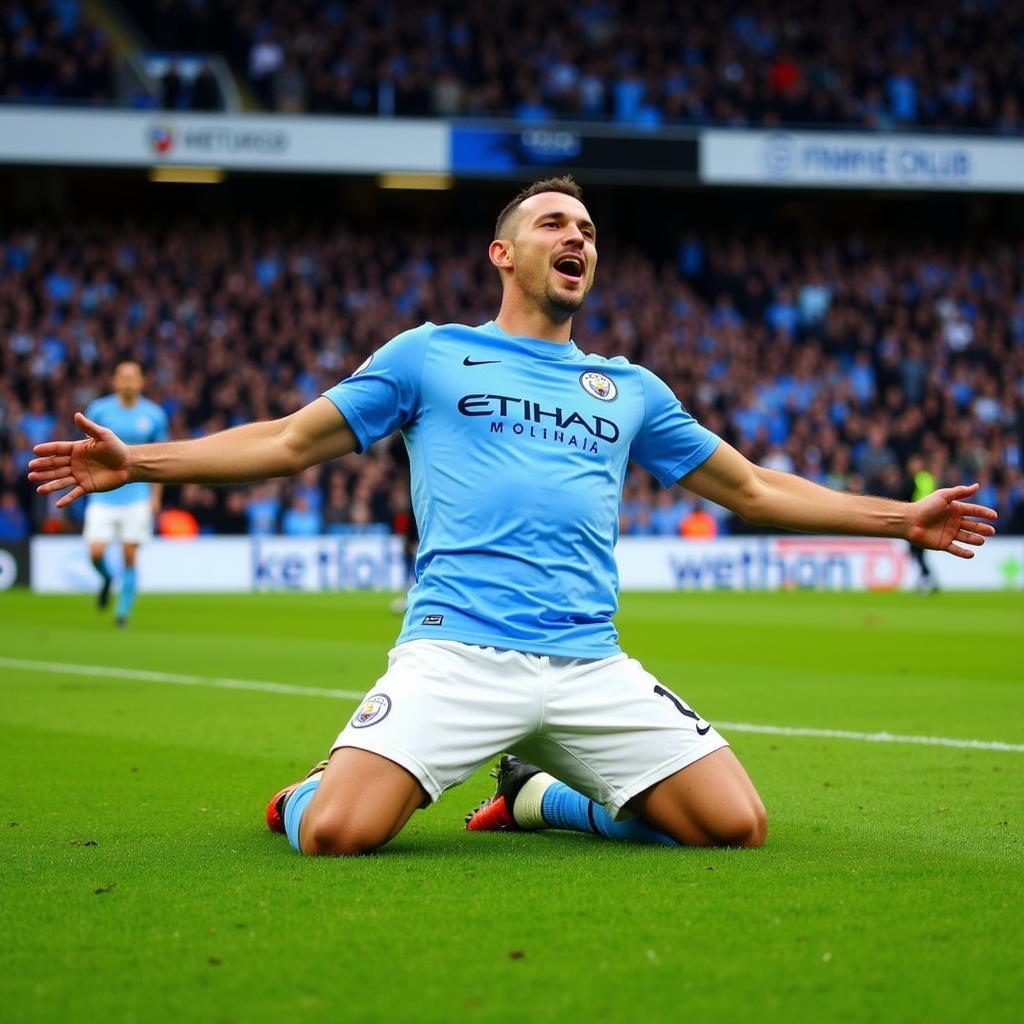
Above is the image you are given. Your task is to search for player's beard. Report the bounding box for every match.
[542,280,587,321]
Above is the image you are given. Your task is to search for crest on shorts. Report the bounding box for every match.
[351,693,392,728]
[579,371,617,402]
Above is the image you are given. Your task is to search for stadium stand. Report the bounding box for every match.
[7,0,1024,130]
[2,215,1021,536]
[0,0,116,105]
[116,0,1024,130]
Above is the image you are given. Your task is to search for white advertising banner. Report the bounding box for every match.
[29,534,1022,594]
[614,536,1024,591]
[0,108,448,173]
[700,129,1024,192]
[30,534,406,593]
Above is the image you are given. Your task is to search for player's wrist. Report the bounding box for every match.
[124,447,141,484]
[898,501,919,544]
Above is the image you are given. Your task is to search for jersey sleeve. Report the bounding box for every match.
[321,324,430,453]
[629,367,721,487]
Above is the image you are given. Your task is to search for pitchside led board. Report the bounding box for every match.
[29,535,1024,594]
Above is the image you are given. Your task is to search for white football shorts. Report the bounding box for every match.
[83,500,153,545]
[333,639,728,820]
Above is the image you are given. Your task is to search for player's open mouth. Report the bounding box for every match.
[553,254,584,282]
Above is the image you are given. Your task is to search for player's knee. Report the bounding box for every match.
[710,800,767,848]
[302,811,387,857]
[745,800,768,847]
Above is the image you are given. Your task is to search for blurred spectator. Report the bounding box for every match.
[855,425,899,489]
[650,491,691,536]
[293,467,323,515]
[160,61,183,110]
[274,55,307,113]
[282,494,322,536]
[248,28,284,107]
[191,62,221,112]
[213,491,250,534]
[322,474,351,533]
[0,489,28,541]
[680,505,719,539]
[18,394,56,448]
[246,484,281,535]
[158,507,200,538]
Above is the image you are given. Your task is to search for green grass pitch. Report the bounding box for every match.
[2,588,1022,1024]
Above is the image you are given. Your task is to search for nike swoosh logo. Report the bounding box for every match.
[463,357,501,366]
[696,723,711,736]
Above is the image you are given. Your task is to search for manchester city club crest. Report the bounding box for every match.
[351,693,392,728]
[579,371,618,402]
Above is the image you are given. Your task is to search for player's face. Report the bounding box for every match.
[113,363,144,401]
[509,193,597,319]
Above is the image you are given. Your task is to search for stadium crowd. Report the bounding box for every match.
[2,216,1022,540]
[5,0,1024,132]
[119,0,1024,131]
[0,0,115,105]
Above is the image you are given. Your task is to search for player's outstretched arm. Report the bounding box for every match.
[29,397,357,509]
[679,441,997,558]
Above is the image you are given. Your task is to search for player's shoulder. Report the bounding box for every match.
[414,320,497,345]
[375,321,451,361]
[352,322,435,371]
[574,351,677,411]
[387,321,506,360]
[575,350,634,370]
[575,350,658,384]
[389,321,438,345]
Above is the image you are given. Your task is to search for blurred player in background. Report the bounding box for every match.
[82,362,168,627]
[29,178,997,856]
[906,456,939,593]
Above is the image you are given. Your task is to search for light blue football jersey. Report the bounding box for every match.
[85,394,169,506]
[323,321,720,658]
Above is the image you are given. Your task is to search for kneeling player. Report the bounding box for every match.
[266,651,765,852]
[30,178,997,855]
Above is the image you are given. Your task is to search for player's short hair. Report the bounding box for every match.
[494,175,584,240]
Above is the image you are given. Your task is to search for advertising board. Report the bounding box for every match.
[30,535,1022,593]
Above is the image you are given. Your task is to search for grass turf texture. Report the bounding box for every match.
[1,589,1021,1024]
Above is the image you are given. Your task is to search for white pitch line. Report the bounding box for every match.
[715,721,1024,753]
[2,656,1022,753]
[0,656,364,701]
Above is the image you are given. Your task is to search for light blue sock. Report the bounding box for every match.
[540,782,679,847]
[283,777,321,854]
[116,567,137,620]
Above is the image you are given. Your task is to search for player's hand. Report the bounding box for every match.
[905,483,998,558]
[28,412,133,508]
